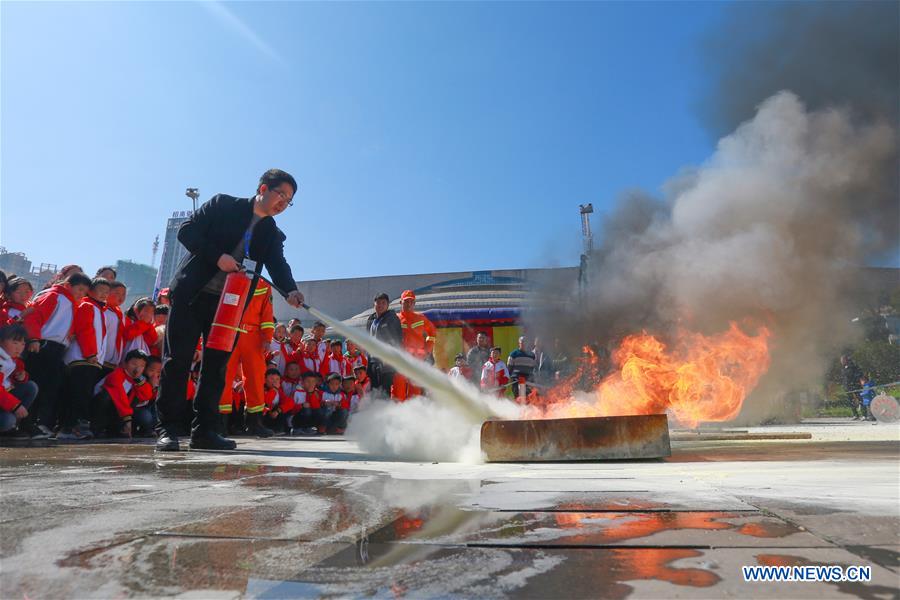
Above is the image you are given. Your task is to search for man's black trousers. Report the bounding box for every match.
[157,292,231,436]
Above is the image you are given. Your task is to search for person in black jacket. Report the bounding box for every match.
[840,354,865,420]
[365,292,402,396]
[156,169,305,452]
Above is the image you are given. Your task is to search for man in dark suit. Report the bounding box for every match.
[365,292,403,396]
[156,169,305,452]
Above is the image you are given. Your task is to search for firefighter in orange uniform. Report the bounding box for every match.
[392,290,437,401]
[218,280,276,436]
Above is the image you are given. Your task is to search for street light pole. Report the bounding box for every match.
[185,187,199,213]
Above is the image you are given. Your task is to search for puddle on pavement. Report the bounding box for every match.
[361,506,807,548]
[250,544,720,599]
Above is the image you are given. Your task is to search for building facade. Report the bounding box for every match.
[0,248,31,277]
[116,259,158,305]
[154,210,192,296]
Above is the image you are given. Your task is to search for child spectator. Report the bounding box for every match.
[277,325,305,368]
[24,271,91,435]
[299,337,321,374]
[267,323,289,373]
[448,353,472,380]
[291,371,323,436]
[42,264,83,290]
[91,349,152,439]
[2,277,34,324]
[0,324,41,436]
[123,297,158,356]
[481,346,510,396]
[261,368,292,434]
[102,281,127,374]
[344,340,368,372]
[319,373,350,434]
[281,361,302,399]
[341,375,361,414]
[156,288,171,306]
[320,340,350,379]
[95,266,117,281]
[154,304,169,326]
[311,321,328,361]
[135,355,162,437]
[354,364,371,399]
[59,277,112,440]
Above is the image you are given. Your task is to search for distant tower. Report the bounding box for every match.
[578,204,594,295]
[580,203,594,255]
[151,235,160,267]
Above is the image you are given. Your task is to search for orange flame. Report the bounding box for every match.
[531,322,770,428]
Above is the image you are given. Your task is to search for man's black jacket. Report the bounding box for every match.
[169,194,298,303]
[366,310,403,348]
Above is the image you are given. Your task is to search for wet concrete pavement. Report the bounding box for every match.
[1,423,898,598]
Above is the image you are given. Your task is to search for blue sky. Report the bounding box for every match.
[2,1,727,281]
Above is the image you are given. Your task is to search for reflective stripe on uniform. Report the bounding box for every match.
[212,322,247,334]
[253,288,268,296]
[410,320,425,328]
[218,404,233,413]
[260,322,275,329]
[246,404,265,414]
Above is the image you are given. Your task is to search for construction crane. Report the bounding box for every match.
[578,204,594,294]
[151,235,159,267]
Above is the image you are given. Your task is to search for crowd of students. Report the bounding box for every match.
[0,265,374,441]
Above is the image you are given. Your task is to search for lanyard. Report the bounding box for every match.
[243,228,252,258]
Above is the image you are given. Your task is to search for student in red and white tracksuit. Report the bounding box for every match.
[291,371,324,435]
[0,325,39,434]
[320,341,351,379]
[23,273,91,433]
[280,362,302,400]
[268,330,292,375]
[260,368,293,433]
[344,341,368,373]
[318,373,350,434]
[102,281,127,374]
[60,279,112,439]
[123,297,158,356]
[297,338,320,374]
[91,349,152,438]
[310,322,328,361]
[480,347,510,397]
[354,365,372,401]
[341,376,361,414]
[1,277,34,325]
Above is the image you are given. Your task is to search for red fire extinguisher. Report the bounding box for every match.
[207,269,253,352]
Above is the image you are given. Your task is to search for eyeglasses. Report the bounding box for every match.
[272,188,294,207]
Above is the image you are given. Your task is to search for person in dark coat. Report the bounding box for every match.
[840,354,864,420]
[156,169,305,452]
[365,292,402,396]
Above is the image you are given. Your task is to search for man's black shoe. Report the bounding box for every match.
[155,433,180,452]
[189,430,237,451]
